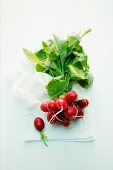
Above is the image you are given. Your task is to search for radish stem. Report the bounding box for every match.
[40,131,48,146]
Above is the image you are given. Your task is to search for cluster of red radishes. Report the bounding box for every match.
[34,90,89,146]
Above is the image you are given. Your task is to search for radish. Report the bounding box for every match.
[64,90,78,104]
[34,117,45,131]
[56,98,67,110]
[77,99,89,108]
[76,105,84,119]
[47,100,58,112]
[62,120,70,127]
[34,117,48,146]
[40,102,48,112]
[64,105,78,119]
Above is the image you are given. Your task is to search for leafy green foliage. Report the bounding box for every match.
[68,64,86,80]
[46,77,67,98]
[23,48,40,63]
[78,72,93,88]
[53,35,68,74]
[23,29,93,98]
[34,49,47,61]
[36,64,45,72]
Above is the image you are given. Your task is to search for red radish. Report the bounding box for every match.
[76,105,84,119]
[34,117,48,146]
[64,105,78,119]
[56,98,67,110]
[62,120,70,127]
[40,102,48,112]
[77,99,89,108]
[34,117,45,131]
[86,99,89,105]
[47,100,58,112]
[64,90,78,104]
[47,112,58,124]
[56,112,70,127]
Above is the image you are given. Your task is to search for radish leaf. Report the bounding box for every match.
[46,77,67,98]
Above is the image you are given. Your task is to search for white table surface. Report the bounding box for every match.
[1,0,113,170]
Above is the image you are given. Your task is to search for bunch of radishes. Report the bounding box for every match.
[34,90,89,145]
[40,90,89,126]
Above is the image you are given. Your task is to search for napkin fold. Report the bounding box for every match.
[9,60,95,142]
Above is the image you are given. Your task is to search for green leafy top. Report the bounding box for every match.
[23,28,93,99]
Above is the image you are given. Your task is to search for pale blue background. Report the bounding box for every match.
[1,0,113,169]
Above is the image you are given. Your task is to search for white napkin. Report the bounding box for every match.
[9,60,95,142]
